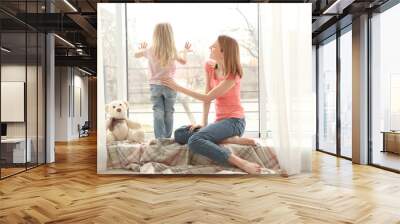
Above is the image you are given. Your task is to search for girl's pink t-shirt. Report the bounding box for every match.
[205,61,244,121]
[144,49,176,85]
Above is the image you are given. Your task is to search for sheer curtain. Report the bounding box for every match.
[259,4,314,175]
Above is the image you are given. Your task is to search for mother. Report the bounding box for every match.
[162,35,261,174]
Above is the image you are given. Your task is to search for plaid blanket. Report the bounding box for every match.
[107,139,281,174]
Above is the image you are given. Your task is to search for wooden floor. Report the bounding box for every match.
[1,167,26,178]
[373,151,400,171]
[1,135,400,224]
[1,163,44,178]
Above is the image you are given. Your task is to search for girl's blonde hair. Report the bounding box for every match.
[218,35,243,78]
[152,23,178,67]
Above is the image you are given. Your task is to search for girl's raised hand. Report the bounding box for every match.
[184,42,192,52]
[138,42,148,50]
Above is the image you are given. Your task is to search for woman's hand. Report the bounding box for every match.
[189,124,203,132]
[138,42,148,50]
[161,78,180,91]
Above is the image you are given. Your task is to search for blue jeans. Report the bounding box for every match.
[150,84,177,139]
[174,118,246,166]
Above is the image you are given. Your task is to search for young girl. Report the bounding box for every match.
[135,23,191,139]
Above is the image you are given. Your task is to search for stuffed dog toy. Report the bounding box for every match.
[106,100,145,144]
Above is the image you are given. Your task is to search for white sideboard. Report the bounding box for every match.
[1,138,32,163]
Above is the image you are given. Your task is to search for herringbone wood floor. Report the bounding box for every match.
[1,134,400,224]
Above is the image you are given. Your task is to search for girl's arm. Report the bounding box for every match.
[134,51,146,58]
[176,42,192,65]
[162,77,236,103]
[176,56,187,65]
[134,42,148,58]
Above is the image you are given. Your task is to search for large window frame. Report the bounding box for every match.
[315,0,400,174]
[0,1,47,180]
[368,0,400,173]
[315,25,352,161]
[101,3,264,140]
[339,25,353,159]
[126,4,260,139]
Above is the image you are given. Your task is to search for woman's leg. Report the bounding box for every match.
[173,125,196,145]
[187,118,261,174]
[228,154,261,174]
[220,136,256,145]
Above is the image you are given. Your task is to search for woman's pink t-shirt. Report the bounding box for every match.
[205,61,244,121]
[144,49,176,85]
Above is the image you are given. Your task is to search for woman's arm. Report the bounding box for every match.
[202,101,210,126]
[202,73,211,126]
[163,78,235,103]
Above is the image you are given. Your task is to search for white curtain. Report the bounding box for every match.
[259,4,314,175]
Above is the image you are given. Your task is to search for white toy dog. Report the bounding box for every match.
[106,100,145,144]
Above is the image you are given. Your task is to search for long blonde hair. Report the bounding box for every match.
[152,23,178,67]
[218,35,243,78]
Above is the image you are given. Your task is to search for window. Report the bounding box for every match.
[0,2,46,179]
[98,4,127,103]
[340,28,352,158]
[390,74,400,130]
[317,37,337,154]
[126,4,259,139]
[371,3,400,171]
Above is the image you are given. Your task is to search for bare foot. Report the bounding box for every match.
[221,136,257,146]
[228,154,262,174]
[280,170,289,177]
[239,160,262,174]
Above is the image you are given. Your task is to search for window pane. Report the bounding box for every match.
[371,4,400,171]
[27,31,38,169]
[1,31,27,177]
[126,3,259,139]
[38,32,46,165]
[340,29,352,158]
[98,3,127,104]
[318,37,337,154]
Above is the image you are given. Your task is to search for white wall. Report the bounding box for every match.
[71,72,89,138]
[55,67,89,141]
[55,66,69,141]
